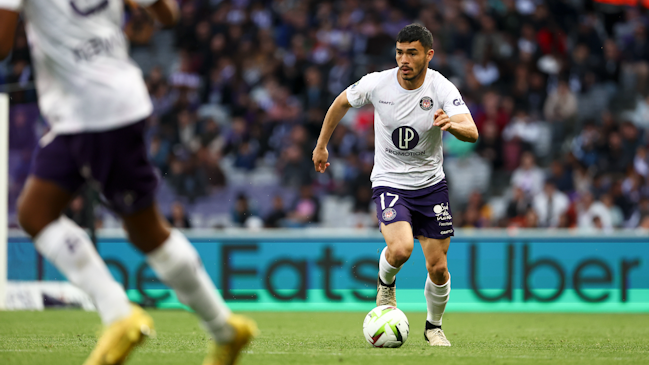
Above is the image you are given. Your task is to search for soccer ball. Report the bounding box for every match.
[362,305,409,348]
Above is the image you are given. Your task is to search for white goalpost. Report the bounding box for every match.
[0,93,8,310]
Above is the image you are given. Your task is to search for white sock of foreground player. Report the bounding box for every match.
[378,246,401,285]
[34,216,132,325]
[146,229,234,343]
[425,274,451,326]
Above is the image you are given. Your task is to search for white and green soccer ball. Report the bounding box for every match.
[362,305,409,348]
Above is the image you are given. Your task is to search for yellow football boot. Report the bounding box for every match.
[83,305,154,365]
[202,315,258,365]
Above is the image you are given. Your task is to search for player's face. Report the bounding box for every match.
[396,41,434,81]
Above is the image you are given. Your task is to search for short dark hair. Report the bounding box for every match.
[396,24,433,50]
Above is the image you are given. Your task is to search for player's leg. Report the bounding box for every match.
[18,168,133,327]
[373,188,415,307]
[121,206,257,365]
[376,221,414,306]
[103,121,255,363]
[19,135,152,365]
[419,235,451,347]
[122,205,237,343]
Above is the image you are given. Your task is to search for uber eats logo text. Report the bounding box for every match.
[469,244,642,303]
[221,245,376,302]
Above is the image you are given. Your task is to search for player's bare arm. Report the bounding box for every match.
[143,0,179,27]
[313,90,352,173]
[0,9,19,60]
[433,110,479,143]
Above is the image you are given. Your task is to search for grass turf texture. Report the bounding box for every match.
[1,311,648,365]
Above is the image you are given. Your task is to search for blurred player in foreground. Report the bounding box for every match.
[0,1,256,364]
[313,24,478,347]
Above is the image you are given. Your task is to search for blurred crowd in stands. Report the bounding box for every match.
[2,0,649,231]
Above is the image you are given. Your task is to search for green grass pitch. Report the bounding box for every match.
[1,310,648,365]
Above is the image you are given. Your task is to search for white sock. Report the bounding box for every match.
[34,216,131,325]
[146,229,233,343]
[425,274,450,326]
[378,247,401,285]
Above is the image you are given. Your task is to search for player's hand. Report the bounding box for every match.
[433,109,453,131]
[312,146,331,173]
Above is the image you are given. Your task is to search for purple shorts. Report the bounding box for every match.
[372,179,454,239]
[31,121,158,215]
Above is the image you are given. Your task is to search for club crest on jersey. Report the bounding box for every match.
[419,96,433,111]
[382,208,397,221]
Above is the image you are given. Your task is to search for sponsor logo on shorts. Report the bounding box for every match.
[440,229,454,235]
[433,202,452,221]
[382,207,397,221]
[420,96,434,110]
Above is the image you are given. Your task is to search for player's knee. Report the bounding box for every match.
[426,261,448,280]
[389,245,413,267]
[17,198,43,237]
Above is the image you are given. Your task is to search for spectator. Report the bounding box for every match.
[167,202,191,229]
[149,135,171,175]
[511,152,545,197]
[640,214,649,229]
[279,144,313,188]
[601,193,624,228]
[544,79,578,145]
[577,192,613,231]
[571,121,601,168]
[634,146,648,178]
[265,196,288,228]
[475,120,503,171]
[472,15,509,63]
[286,185,320,227]
[532,180,570,228]
[506,186,531,222]
[523,208,539,228]
[598,132,633,175]
[464,191,492,228]
[548,160,574,193]
[231,194,257,227]
[502,110,543,154]
[623,24,649,95]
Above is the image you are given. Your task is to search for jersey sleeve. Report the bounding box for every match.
[346,73,380,108]
[438,76,470,117]
[0,0,23,11]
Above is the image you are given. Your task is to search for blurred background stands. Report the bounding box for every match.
[2,0,649,231]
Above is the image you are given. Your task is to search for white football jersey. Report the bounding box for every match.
[0,0,156,134]
[346,67,470,190]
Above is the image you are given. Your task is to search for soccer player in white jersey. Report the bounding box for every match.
[0,1,256,364]
[313,24,478,347]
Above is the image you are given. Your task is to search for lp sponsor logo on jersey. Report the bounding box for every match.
[433,202,452,222]
[391,126,419,151]
[419,96,434,110]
